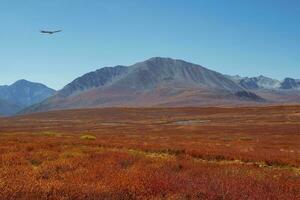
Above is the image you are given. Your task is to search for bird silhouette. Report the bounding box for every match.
[40,30,62,34]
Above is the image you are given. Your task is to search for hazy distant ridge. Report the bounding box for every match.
[0,80,55,115]
[228,75,300,90]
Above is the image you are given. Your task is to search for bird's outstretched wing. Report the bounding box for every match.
[40,30,50,33]
[40,30,62,34]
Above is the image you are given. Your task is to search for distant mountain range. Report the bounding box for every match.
[2,57,300,115]
[21,57,299,114]
[0,80,55,115]
[228,75,300,90]
[226,75,300,104]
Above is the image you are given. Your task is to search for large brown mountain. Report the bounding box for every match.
[22,57,264,113]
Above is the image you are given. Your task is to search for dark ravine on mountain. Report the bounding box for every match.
[2,57,300,116]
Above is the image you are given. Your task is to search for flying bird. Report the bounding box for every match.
[40,30,62,34]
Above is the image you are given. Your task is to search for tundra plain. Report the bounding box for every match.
[0,106,299,199]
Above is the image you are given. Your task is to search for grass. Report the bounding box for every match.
[239,136,253,141]
[0,106,299,199]
[39,131,62,137]
[0,138,298,199]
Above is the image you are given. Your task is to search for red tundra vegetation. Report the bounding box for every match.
[0,106,299,199]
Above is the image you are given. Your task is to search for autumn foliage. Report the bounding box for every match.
[0,106,299,199]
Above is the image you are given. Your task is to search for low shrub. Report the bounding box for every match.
[80,135,96,140]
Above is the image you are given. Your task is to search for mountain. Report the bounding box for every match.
[59,65,129,97]
[237,75,281,90]
[228,75,300,90]
[23,57,264,113]
[280,78,300,89]
[0,99,22,116]
[224,75,300,104]
[0,80,55,115]
[225,75,243,82]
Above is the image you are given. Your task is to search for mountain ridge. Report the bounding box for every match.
[0,80,55,115]
[21,57,265,114]
[228,75,300,90]
[2,57,299,115]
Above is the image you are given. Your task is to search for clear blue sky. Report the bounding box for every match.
[0,0,299,90]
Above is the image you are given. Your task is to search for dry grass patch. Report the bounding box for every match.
[80,135,96,140]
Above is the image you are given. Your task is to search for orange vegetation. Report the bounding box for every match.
[0,106,299,199]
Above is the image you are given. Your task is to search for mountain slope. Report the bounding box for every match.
[225,75,300,103]
[238,75,281,90]
[228,75,300,90]
[0,99,22,116]
[23,57,264,113]
[0,80,55,115]
[59,65,129,97]
[280,78,300,89]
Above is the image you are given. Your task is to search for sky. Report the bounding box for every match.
[0,0,300,90]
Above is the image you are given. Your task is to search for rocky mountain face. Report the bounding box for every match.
[280,78,300,89]
[238,76,281,90]
[60,58,246,97]
[22,57,265,114]
[59,66,129,97]
[225,75,300,104]
[228,75,300,90]
[0,80,55,115]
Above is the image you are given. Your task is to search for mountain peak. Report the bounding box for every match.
[146,57,175,62]
[12,79,45,87]
[235,75,281,90]
[280,77,300,89]
[12,79,32,86]
[142,57,174,66]
[146,57,193,65]
[0,80,55,115]
[14,79,28,83]
[258,75,268,79]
